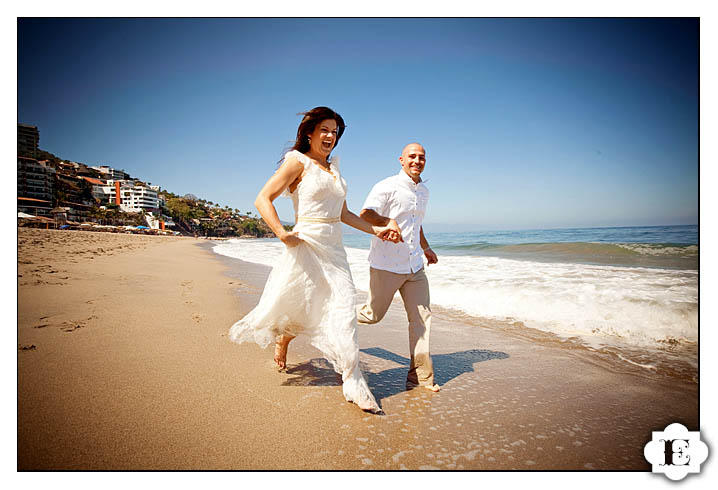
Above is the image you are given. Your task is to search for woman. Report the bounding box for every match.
[229,107,400,413]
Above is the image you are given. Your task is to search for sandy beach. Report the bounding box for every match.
[17,227,698,470]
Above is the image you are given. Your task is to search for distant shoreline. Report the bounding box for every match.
[17,220,274,240]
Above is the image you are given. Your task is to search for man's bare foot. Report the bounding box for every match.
[273,334,295,370]
[406,381,441,392]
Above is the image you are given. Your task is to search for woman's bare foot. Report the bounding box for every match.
[273,334,295,370]
[424,384,441,392]
[361,404,384,415]
[350,398,384,414]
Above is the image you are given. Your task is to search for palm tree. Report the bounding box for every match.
[87,207,106,224]
[53,190,68,207]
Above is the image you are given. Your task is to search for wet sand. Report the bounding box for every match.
[17,228,698,470]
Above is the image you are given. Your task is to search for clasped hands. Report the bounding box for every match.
[376,220,403,243]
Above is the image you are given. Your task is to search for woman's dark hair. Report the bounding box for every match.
[289,106,346,155]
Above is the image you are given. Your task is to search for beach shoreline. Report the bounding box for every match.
[17,228,698,470]
[213,236,698,383]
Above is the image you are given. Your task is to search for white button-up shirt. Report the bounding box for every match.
[362,170,429,274]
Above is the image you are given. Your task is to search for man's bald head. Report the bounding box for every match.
[399,143,427,183]
[402,142,425,157]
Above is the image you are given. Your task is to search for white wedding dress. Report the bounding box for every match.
[229,150,380,413]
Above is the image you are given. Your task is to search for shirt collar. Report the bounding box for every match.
[397,169,424,185]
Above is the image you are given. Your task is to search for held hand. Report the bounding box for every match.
[376,226,402,243]
[424,247,438,265]
[280,230,303,248]
[387,219,404,242]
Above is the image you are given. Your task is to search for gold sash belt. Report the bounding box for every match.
[296,216,341,224]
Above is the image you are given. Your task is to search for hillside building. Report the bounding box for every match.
[18,156,55,202]
[93,180,159,214]
[18,124,39,158]
[90,165,130,181]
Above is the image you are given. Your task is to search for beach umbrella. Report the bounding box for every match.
[59,224,70,229]
[18,212,35,218]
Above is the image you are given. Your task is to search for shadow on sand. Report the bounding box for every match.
[281,347,509,403]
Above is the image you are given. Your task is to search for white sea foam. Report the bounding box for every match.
[213,239,698,349]
[616,243,698,256]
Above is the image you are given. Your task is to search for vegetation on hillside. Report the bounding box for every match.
[86,204,146,226]
[160,191,277,238]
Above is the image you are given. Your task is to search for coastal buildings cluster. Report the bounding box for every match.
[17,123,274,238]
[18,123,163,224]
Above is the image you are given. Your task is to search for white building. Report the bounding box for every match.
[120,183,159,213]
[149,185,165,207]
[93,180,159,213]
[90,165,130,181]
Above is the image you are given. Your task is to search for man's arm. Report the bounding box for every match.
[359,209,389,226]
[420,226,438,265]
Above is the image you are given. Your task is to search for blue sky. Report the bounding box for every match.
[17,18,699,230]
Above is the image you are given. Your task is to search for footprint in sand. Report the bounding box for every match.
[180,280,194,297]
[60,322,84,332]
[34,315,97,333]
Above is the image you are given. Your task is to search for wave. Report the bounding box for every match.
[442,241,697,255]
[214,239,697,346]
[215,226,698,379]
[437,241,698,270]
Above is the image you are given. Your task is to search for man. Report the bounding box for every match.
[357,142,440,392]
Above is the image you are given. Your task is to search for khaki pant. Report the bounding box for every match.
[357,267,434,387]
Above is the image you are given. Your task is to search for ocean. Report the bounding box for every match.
[213,224,698,380]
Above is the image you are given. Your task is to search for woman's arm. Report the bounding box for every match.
[341,202,401,242]
[358,209,403,242]
[254,156,304,247]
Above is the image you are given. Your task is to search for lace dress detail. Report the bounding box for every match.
[229,150,380,412]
